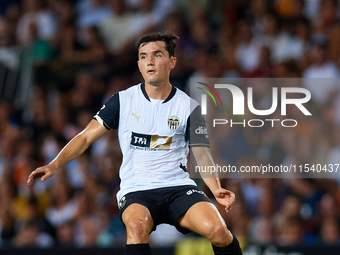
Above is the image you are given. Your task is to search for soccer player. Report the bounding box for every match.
[27,32,243,255]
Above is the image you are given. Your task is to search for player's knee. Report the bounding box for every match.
[206,224,232,246]
[126,218,152,243]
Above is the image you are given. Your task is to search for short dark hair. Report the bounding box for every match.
[137,32,179,58]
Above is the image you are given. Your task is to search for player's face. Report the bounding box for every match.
[137,41,176,86]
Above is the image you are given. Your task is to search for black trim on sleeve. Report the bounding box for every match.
[185,105,210,148]
[101,119,112,130]
[95,93,120,129]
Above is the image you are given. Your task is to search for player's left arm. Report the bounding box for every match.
[191,146,235,213]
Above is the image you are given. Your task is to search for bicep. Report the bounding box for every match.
[81,119,108,145]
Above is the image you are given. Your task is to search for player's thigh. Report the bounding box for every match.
[122,203,154,234]
[179,201,231,240]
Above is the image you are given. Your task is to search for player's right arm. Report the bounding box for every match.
[27,119,107,185]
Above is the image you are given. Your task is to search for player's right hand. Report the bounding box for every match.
[27,165,57,185]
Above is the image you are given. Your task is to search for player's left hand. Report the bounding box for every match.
[213,188,235,213]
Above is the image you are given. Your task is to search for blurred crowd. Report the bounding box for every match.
[1,0,340,250]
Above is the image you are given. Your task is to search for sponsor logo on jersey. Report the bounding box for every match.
[195,126,208,136]
[119,196,126,209]
[131,132,151,147]
[131,132,172,149]
[168,116,179,131]
[186,189,207,197]
[131,112,141,123]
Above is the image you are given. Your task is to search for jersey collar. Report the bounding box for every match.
[141,83,176,104]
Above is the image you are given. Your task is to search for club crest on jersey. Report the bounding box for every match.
[168,116,179,131]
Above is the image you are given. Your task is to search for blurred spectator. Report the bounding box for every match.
[56,221,75,247]
[249,189,275,244]
[318,0,338,35]
[77,0,111,29]
[99,0,155,54]
[0,17,20,69]
[240,179,265,216]
[12,220,54,247]
[25,87,50,143]
[57,21,85,64]
[16,0,56,45]
[277,216,304,245]
[244,46,273,77]
[275,0,305,19]
[0,209,16,247]
[12,138,36,196]
[27,196,55,240]
[0,1,20,16]
[45,174,79,227]
[235,20,262,74]
[28,23,55,63]
[303,43,340,79]
[190,18,216,52]
[61,26,108,64]
[320,218,340,245]
[294,17,312,67]
[53,0,77,28]
[259,13,304,64]
[4,4,21,36]
[12,221,40,247]
[302,44,340,104]
[291,179,323,218]
[328,23,340,63]
[95,205,115,247]
[318,194,339,220]
[0,175,16,246]
[218,22,239,78]
[274,195,301,238]
[303,0,321,21]
[75,216,99,247]
[162,11,191,54]
[249,0,271,35]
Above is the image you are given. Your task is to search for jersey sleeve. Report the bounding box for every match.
[185,105,210,147]
[93,93,120,130]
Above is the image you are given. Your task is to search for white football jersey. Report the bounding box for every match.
[94,83,209,202]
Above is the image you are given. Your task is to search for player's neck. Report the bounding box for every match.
[145,81,172,100]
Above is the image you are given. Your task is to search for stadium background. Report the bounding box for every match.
[1,0,340,254]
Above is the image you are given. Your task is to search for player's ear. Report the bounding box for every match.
[170,56,177,70]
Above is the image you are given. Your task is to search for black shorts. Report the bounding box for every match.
[118,185,212,234]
